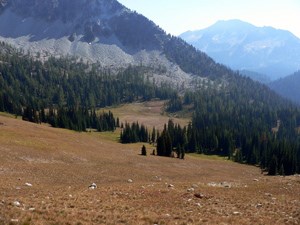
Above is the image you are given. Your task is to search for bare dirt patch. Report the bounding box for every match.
[0,115,299,224]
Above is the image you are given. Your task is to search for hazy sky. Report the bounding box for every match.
[117,0,300,38]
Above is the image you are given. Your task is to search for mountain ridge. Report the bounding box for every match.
[269,71,300,105]
[0,0,194,87]
[0,0,238,89]
[180,19,300,80]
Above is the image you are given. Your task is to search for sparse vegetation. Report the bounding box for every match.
[1,1,299,224]
[0,114,299,225]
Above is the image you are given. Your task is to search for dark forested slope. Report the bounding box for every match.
[269,71,300,105]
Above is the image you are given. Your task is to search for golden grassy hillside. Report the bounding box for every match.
[0,103,299,225]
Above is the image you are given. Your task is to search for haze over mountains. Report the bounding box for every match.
[180,19,300,80]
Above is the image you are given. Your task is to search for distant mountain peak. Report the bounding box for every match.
[180,20,300,79]
[0,0,233,88]
[212,19,254,28]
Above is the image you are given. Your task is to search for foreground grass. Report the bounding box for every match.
[0,111,18,118]
[188,153,229,161]
[90,128,121,142]
[0,114,299,225]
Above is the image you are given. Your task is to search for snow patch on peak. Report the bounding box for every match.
[243,39,284,53]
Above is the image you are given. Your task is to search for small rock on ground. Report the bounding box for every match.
[13,201,21,207]
[187,188,195,192]
[194,193,204,199]
[88,183,97,189]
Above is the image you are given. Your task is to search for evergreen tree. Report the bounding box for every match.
[151,126,156,144]
[141,145,147,156]
[268,155,278,176]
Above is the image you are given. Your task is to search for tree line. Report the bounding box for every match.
[22,105,118,132]
[162,78,300,175]
[1,42,300,175]
[0,42,175,132]
[120,122,149,143]
[0,42,175,114]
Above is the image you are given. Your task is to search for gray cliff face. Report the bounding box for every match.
[0,0,126,42]
[0,0,168,58]
[5,0,122,22]
[0,0,194,87]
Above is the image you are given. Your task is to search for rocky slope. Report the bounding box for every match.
[180,19,300,80]
[0,1,293,103]
[0,0,196,86]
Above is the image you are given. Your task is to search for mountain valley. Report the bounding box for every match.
[0,106,299,225]
[0,1,300,224]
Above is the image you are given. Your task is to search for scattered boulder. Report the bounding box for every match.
[25,183,32,187]
[207,182,217,187]
[233,211,241,215]
[168,184,174,188]
[194,193,204,199]
[13,201,21,207]
[208,182,231,188]
[10,219,19,223]
[187,188,195,192]
[127,179,133,183]
[256,203,263,208]
[192,184,198,188]
[253,179,259,182]
[195,203,201,207]
[88,183,97,190]
[221,182,231,188]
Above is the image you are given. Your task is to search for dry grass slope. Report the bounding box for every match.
[105,101,190,130]
[0,102,299,224]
